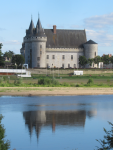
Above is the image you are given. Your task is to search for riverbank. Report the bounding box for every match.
[0,87,113,96]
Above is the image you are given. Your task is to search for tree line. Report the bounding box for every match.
[0,43,25,68]
[79,55,113,68]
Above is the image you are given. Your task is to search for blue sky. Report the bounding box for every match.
[0,0,113,56]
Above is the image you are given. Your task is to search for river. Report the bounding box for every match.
[0,95,113,150]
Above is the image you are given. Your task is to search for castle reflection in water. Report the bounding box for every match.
[23,109,97,139]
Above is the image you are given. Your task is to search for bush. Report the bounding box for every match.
[0,77,3,84]
[87,78,94,85]
[38,78,59,86]
[17,78,23,85]
[76,84,80,87]
[96,122,113,150]
[62,82,70,87]
[0,114,10,150]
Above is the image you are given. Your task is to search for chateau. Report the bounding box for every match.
[20,17,98,68]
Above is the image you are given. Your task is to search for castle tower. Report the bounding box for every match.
[83,40,98,68]
[24,17,47,68]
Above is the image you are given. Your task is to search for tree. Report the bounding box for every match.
[88,58,94,67]
[102,55,110,65]
[0,114,10,150]
[12,54,25,66]
[0,43,5,67]
[96,122,113,150]
[3,50,14,60]
[93,56,101,67]
[79,56,88,68]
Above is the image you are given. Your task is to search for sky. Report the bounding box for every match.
[0,0,113,56]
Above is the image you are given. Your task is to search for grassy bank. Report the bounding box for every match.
[0,75,113,87]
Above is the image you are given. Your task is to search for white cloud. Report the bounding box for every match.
[2,40,21,45]
[84,12,113,28]
[86,29,113,47]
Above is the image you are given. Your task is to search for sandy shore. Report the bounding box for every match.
[0,87,113,96]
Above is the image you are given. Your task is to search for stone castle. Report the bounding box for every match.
[20,17,98,68]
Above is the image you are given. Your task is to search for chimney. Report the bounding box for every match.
[53,25,56,34]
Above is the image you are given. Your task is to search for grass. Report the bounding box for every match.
[0,74,113,88]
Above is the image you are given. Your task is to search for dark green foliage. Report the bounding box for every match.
[94,56,101,66]
[38,78,59,85]
[88,58,93,66]
[87,78,94,85]
[79,56,88,67]
[0,115,10,150]
[3,50,14,60]
[12,54,25,66]
[0,43,5,67]
[102,55,110,65]
[96,122,113,150]
[110,56,113,65]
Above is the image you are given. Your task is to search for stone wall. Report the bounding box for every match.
[28,69,113,75]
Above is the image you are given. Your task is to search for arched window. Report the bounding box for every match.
[95,52,96,56]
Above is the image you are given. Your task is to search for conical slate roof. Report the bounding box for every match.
[37,18,42,30]
[36,18,46,37]
[84,40,97,44]
[29,19,34,31]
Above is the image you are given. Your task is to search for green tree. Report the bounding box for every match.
[3,50,14,60]
[79,56,88,68]
[88,58,94,67]
[0,114,10,150]
[93,56,101,67]
[0,43,5,67]
[110,56,113,66]
[12,54,25,67]
[102,55,110,65]
[96,122,113,150]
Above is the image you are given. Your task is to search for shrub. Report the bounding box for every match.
[96,122,113,150]
[38,78,59,86]
[0,114,10,150]
[62,82,70,87]
[0,77,3,84]
[87,78,94,85]
[76,84,80,87]
[17,78,23,85]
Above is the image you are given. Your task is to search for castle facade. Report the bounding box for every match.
[20,17,98,68]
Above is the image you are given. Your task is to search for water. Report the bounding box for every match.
[0,95,113,150]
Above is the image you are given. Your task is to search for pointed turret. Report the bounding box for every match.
[35,25,38,35]
[37,18,42,30]
[36,16,46,37]
[28,18,34,35]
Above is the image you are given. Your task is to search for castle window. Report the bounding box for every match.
[47,63,49,68]
[52,55,55,59]
[95,52,96,56]
[40,45,42,48]
[62,55,65,59]
[37,63,40,68]
[37,57,40,61]
[62,64,64,68]
[74,64,76,68]
[71,55,73,60]
[40,51,42,54]
[47,55,49,59]
[68,64,70,68]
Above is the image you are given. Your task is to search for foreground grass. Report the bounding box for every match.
[0,75,113,88]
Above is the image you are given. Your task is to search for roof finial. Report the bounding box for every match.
[31,14,32,20]
[38,13,40,19]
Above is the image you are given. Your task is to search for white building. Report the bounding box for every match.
[20,17,98,68]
